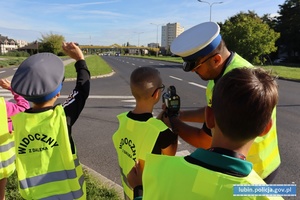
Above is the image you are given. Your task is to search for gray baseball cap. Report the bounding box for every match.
[11,53,65,103]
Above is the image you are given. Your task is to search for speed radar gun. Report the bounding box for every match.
[162,85,180,117]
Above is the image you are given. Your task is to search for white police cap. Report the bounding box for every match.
[12,53,65,103]
[171,22,222,71]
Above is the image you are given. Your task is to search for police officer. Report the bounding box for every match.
[11,42,90,199]
[165,22,280,183]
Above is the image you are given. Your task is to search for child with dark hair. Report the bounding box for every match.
[128,67,283,200]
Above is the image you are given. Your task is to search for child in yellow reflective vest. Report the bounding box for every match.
[0,79,29,200]
[11,42,90,200]
[112,67,178,200]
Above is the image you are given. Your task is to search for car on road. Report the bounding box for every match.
[273,58,286,64]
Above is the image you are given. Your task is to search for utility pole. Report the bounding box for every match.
[150,23,163,57]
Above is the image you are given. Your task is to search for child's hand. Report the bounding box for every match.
[62,42,84,61]
[127,161,143,188]
[0,79,11,90]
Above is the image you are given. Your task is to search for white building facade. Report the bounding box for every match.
[0,35,18,54]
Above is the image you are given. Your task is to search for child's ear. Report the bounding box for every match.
[205,106,215,129]
[259,119,273,137]
[153,89,160,100]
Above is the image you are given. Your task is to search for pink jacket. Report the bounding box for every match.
[5,88,30,133]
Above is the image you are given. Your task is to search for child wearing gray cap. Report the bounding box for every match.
[11,42,90,200]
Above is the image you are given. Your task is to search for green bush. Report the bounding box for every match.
[0,61,9,68]
[0,57,26,67]
[4,51,30,57]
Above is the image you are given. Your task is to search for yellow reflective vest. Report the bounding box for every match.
[0,97,15,179]
[12,105,86,200]
[206,53,280,179]
[142,153,283,200]
[112,112,168,200]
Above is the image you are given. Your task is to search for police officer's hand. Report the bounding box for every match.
[62,42,84,61]
[127,161,142,188]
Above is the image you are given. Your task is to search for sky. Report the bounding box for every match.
[0,0,286,46]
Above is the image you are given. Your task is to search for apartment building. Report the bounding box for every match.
[0,34,18,54]
[0,34,29,54]
[15,39,28,48]
[161,23,184,50]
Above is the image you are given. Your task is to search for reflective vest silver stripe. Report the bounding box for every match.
[0,141,14,153]
[19,158,81,189]
[20,168,77,189]
[0,155,15,169]
[40,174,85,200]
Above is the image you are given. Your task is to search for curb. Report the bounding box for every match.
[278,77,300,83]
[65,71,115,82]
[82,164,124,199]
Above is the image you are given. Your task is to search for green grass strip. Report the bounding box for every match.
[261,65,300,81]
[64,55,113,78]
[5,170,121,200]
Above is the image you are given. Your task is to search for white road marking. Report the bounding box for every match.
[169,76,182,81]
[59,95,134,99]
[0,71,6,74]
[188,82,207,89]
[176,150,190,156]
[0,93,14,97]
[121,99,136,102]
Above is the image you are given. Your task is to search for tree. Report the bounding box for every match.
[277,0,300,60]
[261,14,281,61]
[219,11,280,64]
[39,33,65,55]
[261,14,279,31]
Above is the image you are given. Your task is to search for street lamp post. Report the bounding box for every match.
[150,23,162,57]
[134,32,144,55]
[197,0,223,22]
[134,32,144,47]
